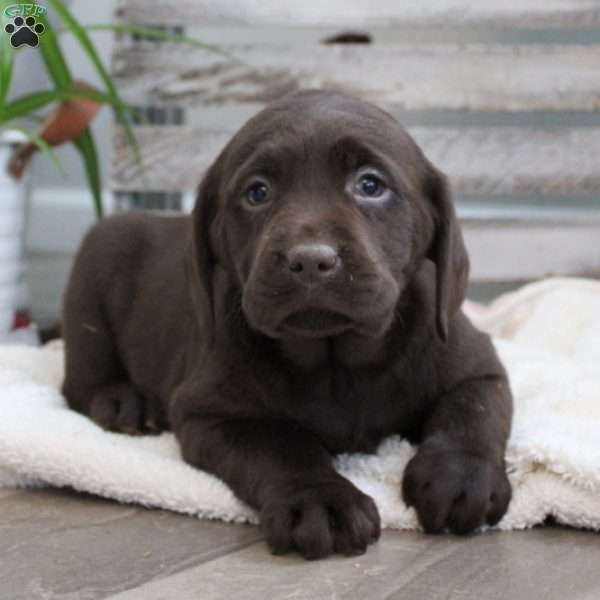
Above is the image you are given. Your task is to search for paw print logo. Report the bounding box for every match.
[4,15,45,48]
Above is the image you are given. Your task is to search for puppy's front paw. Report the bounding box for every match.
[260,476,380,560]
[402,442,511,535]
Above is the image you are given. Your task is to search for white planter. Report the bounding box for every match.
[0,131,28,336]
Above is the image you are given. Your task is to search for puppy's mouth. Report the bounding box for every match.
[282,308,353,337]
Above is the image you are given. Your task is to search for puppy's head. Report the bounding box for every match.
[190,91,468,342]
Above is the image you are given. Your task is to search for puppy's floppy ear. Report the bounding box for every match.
[186,160,222,341]
[425,163,470,342]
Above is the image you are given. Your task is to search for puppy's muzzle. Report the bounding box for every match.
[243,228,398,339]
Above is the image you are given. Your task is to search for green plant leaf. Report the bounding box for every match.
[33,1,110,219]
[1,87,117,123]
[2,90,61,122]
[73,128,103,218]
[11,126,65,175]
[0,24,14,119]
[36,8,73,89]
[47,0,139,162]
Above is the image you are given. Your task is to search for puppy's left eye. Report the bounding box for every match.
[352,171,389,201]
[357,174,384,197]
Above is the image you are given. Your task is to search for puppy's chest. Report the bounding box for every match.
[288,366,423,454]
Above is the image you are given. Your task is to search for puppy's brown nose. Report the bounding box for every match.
[287,243,339,283]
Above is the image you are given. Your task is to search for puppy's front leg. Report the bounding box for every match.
[177,416,380,559]
[402,376,513,534]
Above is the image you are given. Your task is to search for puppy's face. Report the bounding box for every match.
[193,91,468,342]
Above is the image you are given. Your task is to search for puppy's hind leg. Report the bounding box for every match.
[61,226,165,435]
[62,320,165,435]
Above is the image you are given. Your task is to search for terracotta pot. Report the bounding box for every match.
[8,80,102,180]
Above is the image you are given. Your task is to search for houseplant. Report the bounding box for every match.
[0,0,226,339]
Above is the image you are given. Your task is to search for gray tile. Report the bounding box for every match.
[385,527,600,600]
[0,488,23,500]
[107,527,600,600]
[0,488,262,600]
[3,488,600,600]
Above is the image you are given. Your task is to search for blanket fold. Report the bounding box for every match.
[1,278,599,531]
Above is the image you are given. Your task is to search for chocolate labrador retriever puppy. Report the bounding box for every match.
[62,90,512,559]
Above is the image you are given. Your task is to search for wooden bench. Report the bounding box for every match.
[111,1,600,287]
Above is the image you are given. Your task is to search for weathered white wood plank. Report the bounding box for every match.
[111,25,600,50]
[112,44,600,112]
[112,126,600,196]
[115,0,600,28]
[411,128,600,196]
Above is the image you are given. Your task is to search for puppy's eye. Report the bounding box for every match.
[357,174,385,198]
[245,181,271,207]
[352,172,388,200]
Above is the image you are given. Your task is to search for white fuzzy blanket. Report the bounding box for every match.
[1,278,599,531]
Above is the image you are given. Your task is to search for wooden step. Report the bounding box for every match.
[115,0,600,29]
[112,125,600,198]
[112,43,600,112]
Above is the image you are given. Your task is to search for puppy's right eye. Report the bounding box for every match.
[245,181,271,207]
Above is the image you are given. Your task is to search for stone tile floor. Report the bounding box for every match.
[2,487,599,600]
